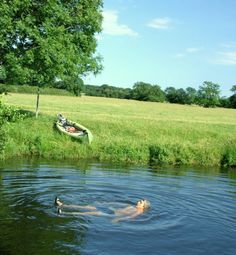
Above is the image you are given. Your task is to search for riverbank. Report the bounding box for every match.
[2,93,236,166]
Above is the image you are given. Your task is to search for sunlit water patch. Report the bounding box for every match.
[0,160,236,255]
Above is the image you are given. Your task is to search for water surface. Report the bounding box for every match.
[0,159,236,255]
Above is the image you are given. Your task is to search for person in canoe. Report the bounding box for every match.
[57,113,68,127]
[55,197,150,221]
[57,114,77,133]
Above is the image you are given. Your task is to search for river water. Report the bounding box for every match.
[0,159,236,255]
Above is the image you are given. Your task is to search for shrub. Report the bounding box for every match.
[221,144,236,167]
[28,136,42,156]
[0,100,28,157]
[149,144,193,165]
[0,101,26,122]
[0,119,7,157]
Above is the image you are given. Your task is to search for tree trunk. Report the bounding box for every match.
[35,87,40,118]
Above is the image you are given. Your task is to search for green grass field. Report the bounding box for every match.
[2,93,236,166]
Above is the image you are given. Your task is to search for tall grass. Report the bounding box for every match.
[2,93,236,166]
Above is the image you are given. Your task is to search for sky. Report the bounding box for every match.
[84,0,236,96]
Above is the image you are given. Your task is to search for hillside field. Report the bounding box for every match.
[2,93,236,166]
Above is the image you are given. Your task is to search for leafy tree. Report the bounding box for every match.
[0,66,6,83]
[229,95,236,108]
[131,82,152,101]
[148,85,165,102]
[54,77,84,96]
[0,0,103,117]
[165,87,177,103]
[131,82,165,102]
[165,87,187,104]
[175,88,187,104]
[185,87,197,105]
[84,84,131,99]
[197,81,220,107]
[229,85,236,108]
[231,85,236,94]
[219,96,230,108]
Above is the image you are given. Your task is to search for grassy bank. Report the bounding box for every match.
[2,93,236,166]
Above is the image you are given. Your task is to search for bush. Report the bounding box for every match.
[0,101,26,122]
[28,136,42,156]
[221,144,236,167]
[149,144,192,165]
[0,118,7,157]
[0,100,28,157]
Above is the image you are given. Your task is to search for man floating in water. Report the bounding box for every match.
[54,197,150,222]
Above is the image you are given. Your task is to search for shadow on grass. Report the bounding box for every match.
[18,109,35,118]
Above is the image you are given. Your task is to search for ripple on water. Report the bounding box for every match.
[0,162,236,255]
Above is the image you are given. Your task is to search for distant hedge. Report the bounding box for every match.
[0,84,73,96]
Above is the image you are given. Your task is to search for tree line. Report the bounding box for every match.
[85,81,236,109]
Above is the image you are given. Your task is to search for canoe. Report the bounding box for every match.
[55,117,93,144]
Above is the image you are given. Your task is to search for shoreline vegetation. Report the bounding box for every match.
[1,92,236,167]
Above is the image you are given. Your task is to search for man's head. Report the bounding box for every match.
[136,199,150,210]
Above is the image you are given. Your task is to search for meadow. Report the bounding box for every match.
[2,93,236,166]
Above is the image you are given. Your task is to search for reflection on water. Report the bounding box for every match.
[0,159,236,255]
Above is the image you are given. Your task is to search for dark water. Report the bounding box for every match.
[0,159,236,255]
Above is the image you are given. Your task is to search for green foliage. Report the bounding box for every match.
[185,87,197,104]
[85,84,132,99]
[221,144,236,167]
[229,94,236,108]
[197,81,220,107]
[0,0,103,114]
[0,0,103,87]
[219,96,230,108]
[165,87,188,104]
[0,65,6,83]
[132,82,165,102]
[0,106,7,157]
[54,77,84,96]
[0,101,26,122]
[0,84,73,96]
[149,144,192,165]
[0,85,8,95]
[230,85,236,94]
[28,136,42,156]
[0,99,29,159]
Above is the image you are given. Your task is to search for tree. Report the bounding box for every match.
[0,0,103,117]
[185,87,197,105]
[219,96,230,108]
[197,81,220,107]
[0,66,6,83]
[231,85,236,94]
[54,77,84,96]
[131,82,152,101]
[148,85,165,102]
[228,85,236,108]
[165,87,187,104]
[229,94,236,108]
[131,82,165,102]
